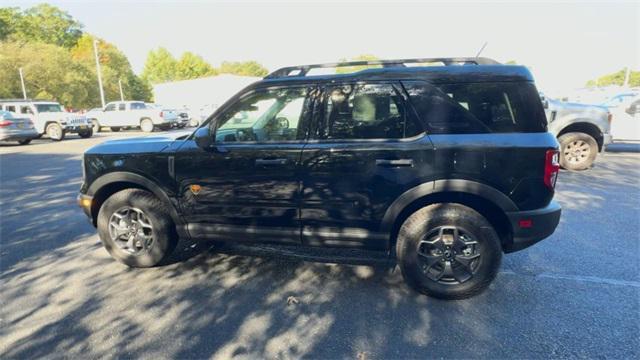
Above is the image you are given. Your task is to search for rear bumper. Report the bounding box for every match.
[504,201,561,253]
[0,129,39,141]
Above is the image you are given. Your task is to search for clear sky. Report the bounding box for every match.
[7,0,640,96]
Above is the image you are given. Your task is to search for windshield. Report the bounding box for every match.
[35,104,64,112]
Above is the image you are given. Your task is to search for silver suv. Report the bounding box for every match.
[0,99,92,141]
[541,95,612,170]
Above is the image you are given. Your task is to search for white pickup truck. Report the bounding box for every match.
[86,101,178,133]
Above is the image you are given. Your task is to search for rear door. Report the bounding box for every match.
[299,81,432,250]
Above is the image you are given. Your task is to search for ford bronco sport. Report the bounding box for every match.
[78,57,562,299]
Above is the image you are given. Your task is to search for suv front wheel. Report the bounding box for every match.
[396,203,502,299]
[97,189,177,267]
[46,123,65,141]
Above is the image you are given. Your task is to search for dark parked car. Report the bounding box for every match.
[78,57,562,299]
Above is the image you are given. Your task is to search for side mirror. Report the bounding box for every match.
[542,99,549,109]
[194,126,214,150]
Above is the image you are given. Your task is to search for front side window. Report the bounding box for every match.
[130,102,146,110]
[215,87,309,142]
[318,83,421,140]
[34,104,63,113]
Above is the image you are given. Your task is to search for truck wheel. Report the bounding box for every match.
[558,132,598,171]
[396,203,502,300]
[78,129,93,138]
[97,189,178,267]
[91,119,102,132]
[140,118,154,133]
[110,127,121,132]
[46,123,65,141]
[18,139,32,145]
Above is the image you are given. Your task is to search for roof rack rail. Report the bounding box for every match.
[265,57,501,79]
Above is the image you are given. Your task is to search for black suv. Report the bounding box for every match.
[78,57,562,299]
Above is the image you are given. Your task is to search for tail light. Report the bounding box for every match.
[159,111,164,118]
[544,149,560,189]
[0,120,13,127]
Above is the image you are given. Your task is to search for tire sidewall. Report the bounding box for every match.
[397,204,502,299]
[559,132,598,171]
[46,123,64,141]
[140,119,154,132]
[97,190,175,267]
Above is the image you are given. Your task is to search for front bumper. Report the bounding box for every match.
[504,201,561,253]
[63,124,91,133]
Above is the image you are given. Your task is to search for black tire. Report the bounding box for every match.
[396,203,502,300]
[97,189,178,267]
[110,127,121,132]
[46,123,65,141]
[558,132,598,171]
[78,129,93,138]
[18,139,32,145]
[91,119,101,132]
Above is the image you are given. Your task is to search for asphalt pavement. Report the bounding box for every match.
[1,131,639,359]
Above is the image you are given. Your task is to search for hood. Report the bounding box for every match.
[548,99,608,114]
[85,130,192,155]
[37,112,88,123]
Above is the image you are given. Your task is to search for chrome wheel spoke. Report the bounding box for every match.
[108,206,154,255]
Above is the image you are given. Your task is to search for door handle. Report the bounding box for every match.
[375,159,414,167]
[255,158,288,166]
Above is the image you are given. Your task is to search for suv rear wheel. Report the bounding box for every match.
[396,203,502,299]
[558,132,598,171]
[46,123,65,141]
[97,189,177,267]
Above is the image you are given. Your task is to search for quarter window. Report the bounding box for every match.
[319,83,421,140]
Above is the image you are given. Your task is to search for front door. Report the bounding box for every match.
[300,82,431,250]
[176,85,315,244]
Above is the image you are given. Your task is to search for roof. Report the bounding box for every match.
[260,57,534,87]
[259,65,534,87]
[0,99,59,104]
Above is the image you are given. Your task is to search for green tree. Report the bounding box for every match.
[175,52,217,80]
[218,60,268,77]
[141,47,178,84]
[586,68,640,87]
[0,42,95,108]
[5,4,83,48]
[335,54,381,74]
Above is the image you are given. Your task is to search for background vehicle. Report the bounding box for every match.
[608,94,640,141]
[542,94,612,170]
[0,99,92,141]
[78,57,561,300]
[0,110,38,145]
[86,101,178,132]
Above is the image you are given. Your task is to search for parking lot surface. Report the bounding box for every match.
[1,132,639,359]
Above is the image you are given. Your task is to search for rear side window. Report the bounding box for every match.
[403,81,547,134]
[118,103,126,111]
[318,83,422,140]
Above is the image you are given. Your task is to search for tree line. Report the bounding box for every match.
[0,4,269,110]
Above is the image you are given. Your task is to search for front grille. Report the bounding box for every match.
[69,117,87,125]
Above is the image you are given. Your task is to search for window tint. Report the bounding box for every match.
[130,102,146,110]
[118,103,126,111]
[5,105,16,112]
[319,83,421,140]
[105,104,116,111]
[403,81,547,134]
[20,106,32,114]
[215,87,309,142]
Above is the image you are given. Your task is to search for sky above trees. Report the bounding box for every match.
[12,0,637,96]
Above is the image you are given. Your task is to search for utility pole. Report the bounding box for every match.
[93,39,106,107]
[18,68,27,99]
[118,79,124,101]
[623,67,631,87]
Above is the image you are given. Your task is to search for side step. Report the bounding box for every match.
[213,241,395,267]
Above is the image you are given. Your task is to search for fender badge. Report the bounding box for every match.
[190,184,202,195]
